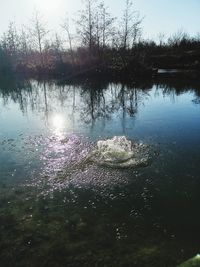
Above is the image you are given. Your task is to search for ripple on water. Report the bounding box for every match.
[2,134,153,195]
[31,135,153,195]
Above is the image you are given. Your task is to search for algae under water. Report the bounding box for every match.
[0,78,200,266]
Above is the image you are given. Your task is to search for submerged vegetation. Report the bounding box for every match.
[0,0,200,79]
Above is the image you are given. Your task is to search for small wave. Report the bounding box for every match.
[91,136,151,168]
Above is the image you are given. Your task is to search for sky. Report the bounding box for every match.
[0,0,200,40]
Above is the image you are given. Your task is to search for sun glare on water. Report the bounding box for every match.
[50,114,66,135]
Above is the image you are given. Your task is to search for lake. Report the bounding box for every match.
[0,76,200,267]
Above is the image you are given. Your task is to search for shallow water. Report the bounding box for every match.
[0,77,200,266]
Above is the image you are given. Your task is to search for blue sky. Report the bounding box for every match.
[0,0,199,40]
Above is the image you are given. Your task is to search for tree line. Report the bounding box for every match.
[0,0,200,77]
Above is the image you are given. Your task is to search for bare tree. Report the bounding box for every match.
[158,32,165,46]
[6,22,19,57]
[76,0,97,56]
[19,26,30,59]
[1,33,8,52]
[119,0,143,50]
[61,16,75,65]
[168,29,189,47]
[76,0,116,61]
[196,32,200,42]
[53,33,64,63]
[96,2,116,49]
[30,11,49,67]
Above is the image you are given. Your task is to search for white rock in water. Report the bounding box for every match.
[95,136,149,168]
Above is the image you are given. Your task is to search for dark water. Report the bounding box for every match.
[0,76,200,267]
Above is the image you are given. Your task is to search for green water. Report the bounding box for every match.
[0,77,200,266]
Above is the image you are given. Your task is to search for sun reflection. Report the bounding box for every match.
[50,114,66,135]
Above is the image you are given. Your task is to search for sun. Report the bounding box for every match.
[33,0,62,14]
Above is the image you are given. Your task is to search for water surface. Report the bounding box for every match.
[0,77,200,266]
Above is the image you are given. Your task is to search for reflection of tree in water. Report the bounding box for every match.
[0,76,32,114]
[0,77,151,127]
[1,77,200,128]
[80,80,151,125]
[155,77,200,95]
[154,78,200,104]
[80,82,114,124]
